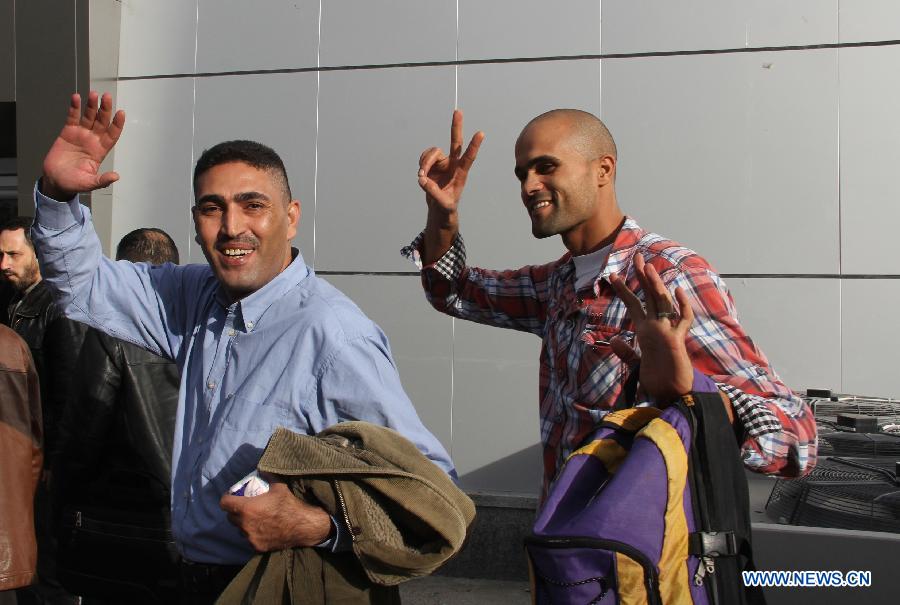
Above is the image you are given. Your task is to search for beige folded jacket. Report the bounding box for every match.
[217,422,475,604]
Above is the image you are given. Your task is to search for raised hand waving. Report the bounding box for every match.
[42,92,125,200]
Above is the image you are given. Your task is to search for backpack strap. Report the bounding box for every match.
[688,531,739,558]
[687,387,767,605]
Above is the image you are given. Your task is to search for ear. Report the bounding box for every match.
[595,154,616,187]
[286,199,301,240]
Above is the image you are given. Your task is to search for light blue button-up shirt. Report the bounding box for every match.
[32,189,455,565]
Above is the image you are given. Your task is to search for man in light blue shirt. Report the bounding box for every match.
[33,92,454,601]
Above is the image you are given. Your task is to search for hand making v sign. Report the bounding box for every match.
[417,109,484,265]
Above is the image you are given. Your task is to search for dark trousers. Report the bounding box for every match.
[178,561,243,605]
[16,483,77,605]
[0,590,18,605]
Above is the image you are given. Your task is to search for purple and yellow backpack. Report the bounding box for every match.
[525,375,766,605]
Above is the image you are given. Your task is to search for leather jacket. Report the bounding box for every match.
[55,328,179,509]
[0,324,42,591]
[7,279,87,460]
[53,328,181,600]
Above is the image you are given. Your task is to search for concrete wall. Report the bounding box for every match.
[0,0,14,103]
[13,0,90,216]
[89,1,900,499]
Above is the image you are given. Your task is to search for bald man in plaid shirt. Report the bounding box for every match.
[403,109,816,496]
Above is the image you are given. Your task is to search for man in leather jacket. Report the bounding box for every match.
[1,217,87,462]
[54,228,182,604]
[1,216,86,605]
[0,325,42,604]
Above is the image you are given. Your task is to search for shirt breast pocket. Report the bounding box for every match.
[222,387,295,432]
[578,326,633,400]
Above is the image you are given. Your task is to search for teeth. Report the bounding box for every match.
[531,201,551,214]
[223,249,252,256]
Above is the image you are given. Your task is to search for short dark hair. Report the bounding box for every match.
[116,228,180,264]
[193,140,292,200]
[0,216,35,249]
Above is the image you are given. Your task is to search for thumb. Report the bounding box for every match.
[418,173,440,196]
[610,336,640,364]
[219,493,245,514]
[94,171,120,189]
[419,176,452,209]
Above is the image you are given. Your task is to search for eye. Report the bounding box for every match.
[536,161,556,175]
[198,204,221,215]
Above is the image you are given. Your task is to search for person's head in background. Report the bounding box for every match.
[116,227,180,264]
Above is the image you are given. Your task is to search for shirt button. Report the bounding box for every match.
[246,321,254,329]
[228,329,236,337]
[207,381,216,389]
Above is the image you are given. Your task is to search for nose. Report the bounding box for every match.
[522,171,545,198]
[0,253,10,271]
[220,206,246,238]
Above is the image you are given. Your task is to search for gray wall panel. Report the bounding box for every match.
[0,0,14,102]
[602,50,839,275]
[15,0,89,215]
[602,0,837,54]
[315,66,455,271]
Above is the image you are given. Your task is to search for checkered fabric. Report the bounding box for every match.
[403,218,817,495]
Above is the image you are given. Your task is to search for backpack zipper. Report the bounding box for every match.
[525,535,662,605]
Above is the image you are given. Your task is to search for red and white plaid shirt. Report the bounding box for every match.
[403,218,817,493]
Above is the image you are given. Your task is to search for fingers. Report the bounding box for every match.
[609,271,646,320]
[631,254,656,316]
[456,131,485,174]
[610,335,640,364]
[80,91,100,130]
[419,147,447,177]
[673,286,694,333]
[634,253,677,318]
[99,110,126,150]
[95,92,114,130]
[65,94,82,126]
[450,109,463,159]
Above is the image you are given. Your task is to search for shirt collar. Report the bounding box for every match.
[215,248,310,332]
[599,216,644,284]
[554,217,645,295]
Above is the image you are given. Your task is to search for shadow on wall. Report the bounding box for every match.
[458,443,543,496]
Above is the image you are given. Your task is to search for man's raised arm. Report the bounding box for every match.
[31,92,188,361]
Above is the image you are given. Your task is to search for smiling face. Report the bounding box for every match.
[192,161,300,302]
[514,114,619,255]
[0,228,41,292]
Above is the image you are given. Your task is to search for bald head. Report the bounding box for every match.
[520,109,617,162]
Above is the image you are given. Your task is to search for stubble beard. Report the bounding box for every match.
[2,262,40,292]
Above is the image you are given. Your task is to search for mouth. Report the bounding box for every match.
[526,197,554,219]
[217,246,256,265]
